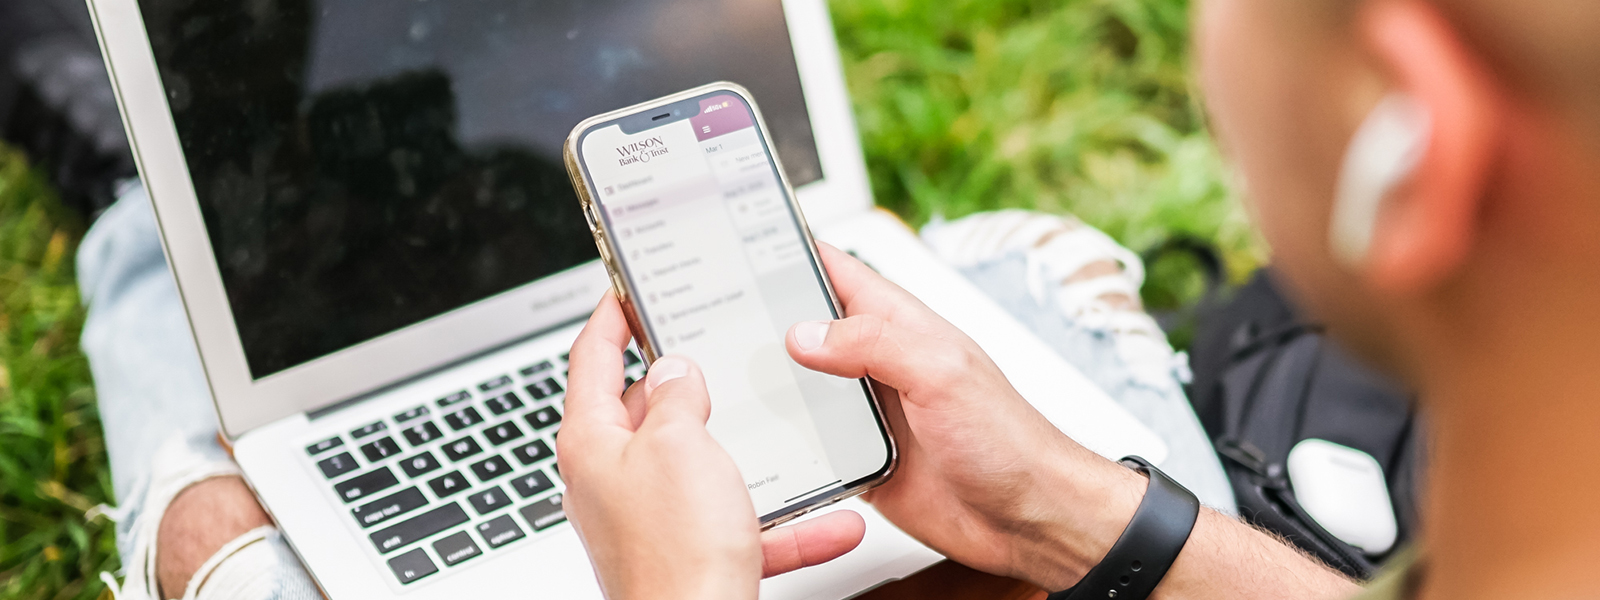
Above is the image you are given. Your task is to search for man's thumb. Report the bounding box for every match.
[641,355,712,423]
[786,314,930,394]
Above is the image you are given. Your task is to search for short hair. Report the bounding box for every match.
[1436,0,1600,124]
[1297,0,1600,143]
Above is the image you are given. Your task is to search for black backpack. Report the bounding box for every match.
[1181,267,1425,580]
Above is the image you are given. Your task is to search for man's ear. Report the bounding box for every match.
[1356,0,1501,294]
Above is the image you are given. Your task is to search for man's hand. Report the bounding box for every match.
[786,244,1357,599]
[558,293,866,600]
[784,244,1142,590]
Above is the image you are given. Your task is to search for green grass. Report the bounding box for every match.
[0,0,1260,597]
[829,0,1264,307]
[0,147,116,600]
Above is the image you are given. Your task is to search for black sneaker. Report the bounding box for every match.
[0,0,137,221]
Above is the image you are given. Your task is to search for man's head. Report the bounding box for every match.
[1194,0,1600,383]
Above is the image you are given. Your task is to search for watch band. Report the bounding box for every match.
[1048,456,1199,600]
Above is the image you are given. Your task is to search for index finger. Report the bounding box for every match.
[563,291,636,432]
[816,242,888,310]
[816,242,923,317]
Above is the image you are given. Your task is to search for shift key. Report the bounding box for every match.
[370,503,469,554]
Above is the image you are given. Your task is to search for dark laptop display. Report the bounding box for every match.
[137,0,822,378]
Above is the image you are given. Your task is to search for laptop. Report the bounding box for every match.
[87,0,1169,597]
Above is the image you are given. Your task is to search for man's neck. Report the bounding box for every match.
[1424,378,1600,599]
[1414,107,1600,600]
[1417,277,1600,599]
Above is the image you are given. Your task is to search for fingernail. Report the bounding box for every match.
[645,356,690,392]
[794,321,830,351]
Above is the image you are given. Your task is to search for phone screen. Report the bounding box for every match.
[575,90,891,518]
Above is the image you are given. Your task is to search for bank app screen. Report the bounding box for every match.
[579,93,890,516]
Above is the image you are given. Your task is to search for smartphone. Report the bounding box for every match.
[563,83,896,527]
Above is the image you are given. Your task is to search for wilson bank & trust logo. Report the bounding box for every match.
[615,136,669,166]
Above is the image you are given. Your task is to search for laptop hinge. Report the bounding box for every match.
[304,313,588,421]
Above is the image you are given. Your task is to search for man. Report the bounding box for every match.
[558,0,1600,599]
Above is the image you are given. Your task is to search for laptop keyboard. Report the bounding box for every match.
[304,348,647,586]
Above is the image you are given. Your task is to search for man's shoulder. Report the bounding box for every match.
[1349,549,1420,600]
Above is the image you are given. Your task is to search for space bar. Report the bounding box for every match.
[370,503,469,554]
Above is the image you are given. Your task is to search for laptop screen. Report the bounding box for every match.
[137,0,823,379]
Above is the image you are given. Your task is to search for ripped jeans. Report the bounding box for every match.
[951,255,1234,509]
[81,187,1231,598]
[81,186,319,600]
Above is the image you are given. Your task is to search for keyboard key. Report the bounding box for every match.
[623,349,641,366]
[402,422,444,447]
[428,471,471,499]
[483,421,525,446]
[387,548,438,584]
[370,503,468,554]
[519,494,568,532]
[442,437,483,462]
[470,456,513,482]
[444,407,484,431]
[394,405,430,423]
[437,390,472,408]
[478,375,513,392]
[351,421,387,439]
[317,452,359,479]
[467,486,513,515]
[475,515,525,549]
[511,440,554,466]
[335,467,399,503]
[525,407,562,431]
[306,436,344,456]
[485,392,524,416]
[524,378,564,400]
[353,487,428,529]
[432,531,481,567]
[361,437,402,462]
[519,360,554,377]
[510,470,555,499]
[399,451,442,478]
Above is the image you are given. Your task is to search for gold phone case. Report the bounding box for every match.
[561,82,897,529]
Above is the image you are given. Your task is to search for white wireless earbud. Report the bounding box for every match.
[1329,93,1431,269]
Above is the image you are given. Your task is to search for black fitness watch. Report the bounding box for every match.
[1047,456,1200,600]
